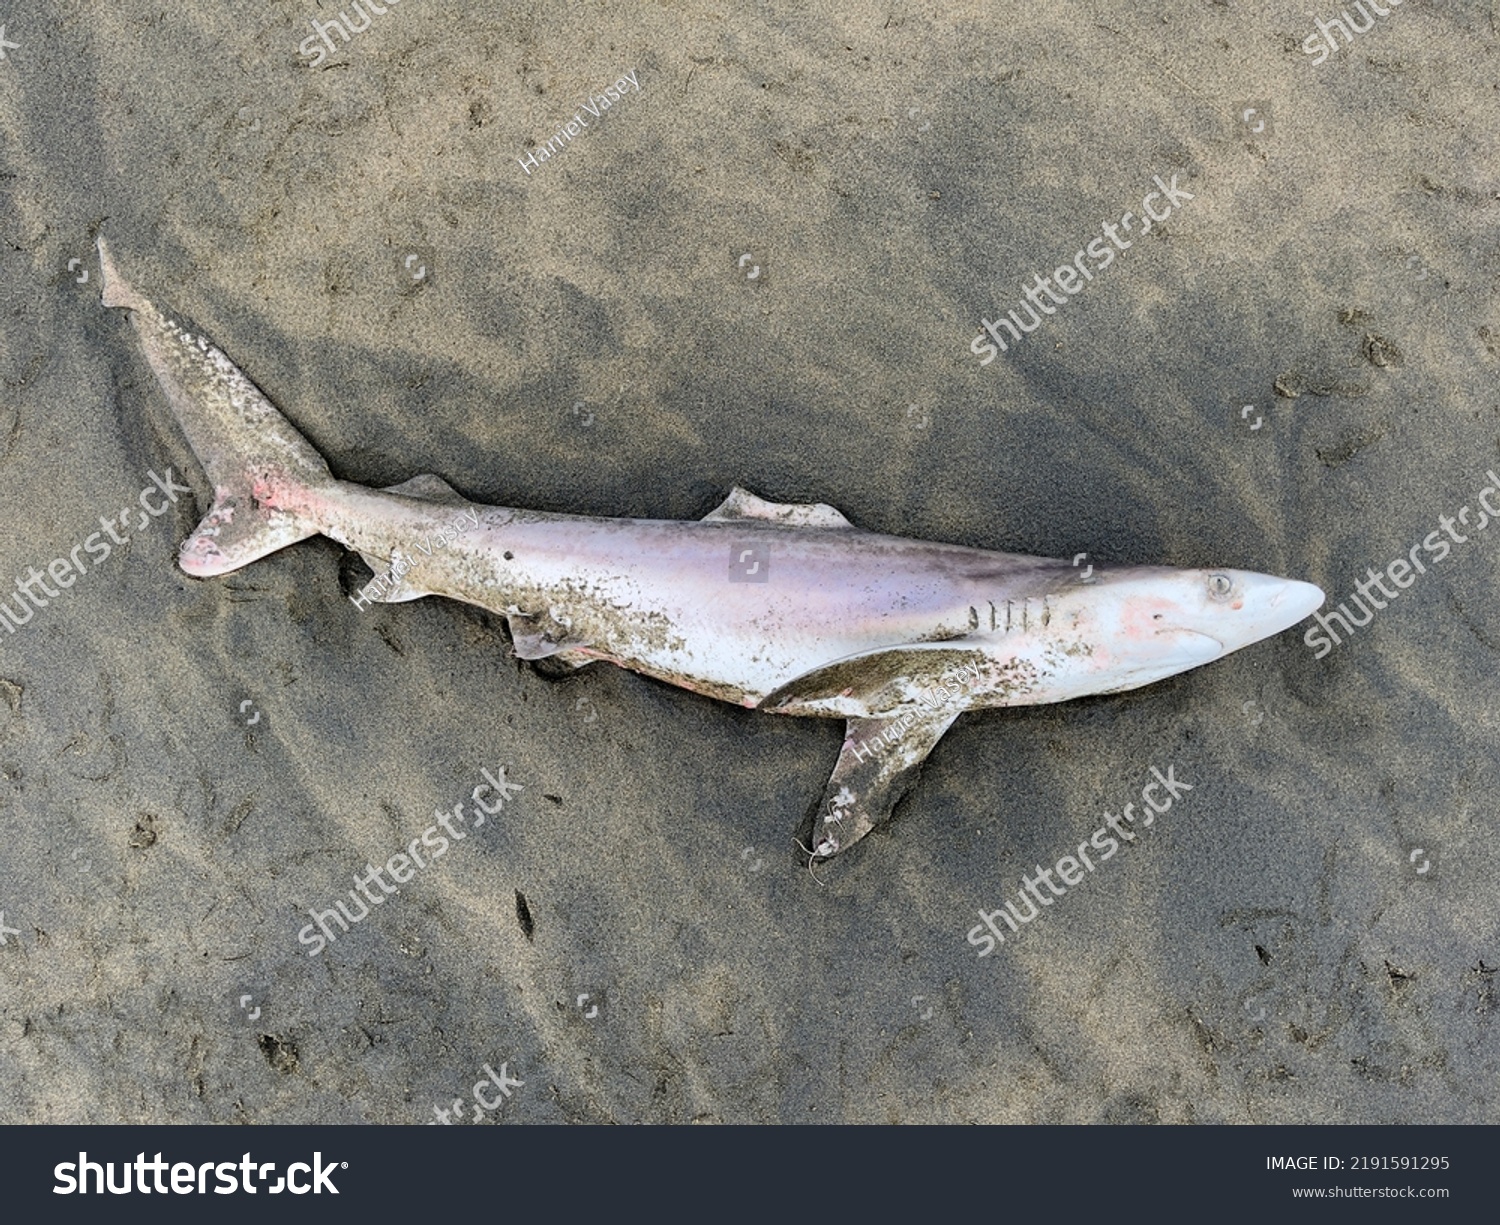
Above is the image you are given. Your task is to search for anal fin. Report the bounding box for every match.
[351,548,429,604]
[527,647,599,677]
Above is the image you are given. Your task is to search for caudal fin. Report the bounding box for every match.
[98,236,333,577]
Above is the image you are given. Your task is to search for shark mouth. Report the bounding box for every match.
[1155,627,1225,654]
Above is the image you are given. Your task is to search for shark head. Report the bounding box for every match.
[1056,565,1325,694]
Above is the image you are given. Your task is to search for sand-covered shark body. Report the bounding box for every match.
[97,238,1324,862]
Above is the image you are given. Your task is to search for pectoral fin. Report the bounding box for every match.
[761,643,987,719]
[807,710,961,859]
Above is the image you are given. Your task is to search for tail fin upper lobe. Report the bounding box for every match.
[98,236,332,576]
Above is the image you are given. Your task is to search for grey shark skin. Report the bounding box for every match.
[97,238,1325,862]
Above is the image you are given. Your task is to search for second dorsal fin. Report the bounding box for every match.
[381,473,468,505]
[702,486,854,529]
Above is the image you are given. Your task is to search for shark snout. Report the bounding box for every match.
[1223,574,1326,650]
[1266,578,1326,623]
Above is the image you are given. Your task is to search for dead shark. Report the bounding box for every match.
[96,237,1325,862]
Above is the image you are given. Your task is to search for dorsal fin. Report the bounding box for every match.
[702,486,854,529]
[381,473,468,505]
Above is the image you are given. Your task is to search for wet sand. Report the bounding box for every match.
[0,0,1496,1123]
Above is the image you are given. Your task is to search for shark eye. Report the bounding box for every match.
[1207,572,1234,601]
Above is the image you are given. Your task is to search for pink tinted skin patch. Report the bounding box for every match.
[179,540,224,575]
[1118,596,1176,642]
